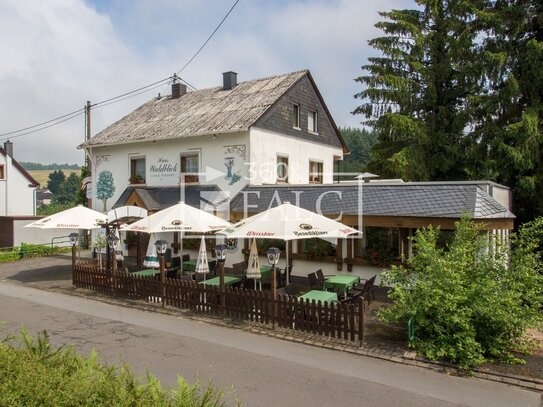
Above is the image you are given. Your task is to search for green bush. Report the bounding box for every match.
[0,249,20,262]
[18,243,70,259]
[0,328,227,407]
[379,217,543,369]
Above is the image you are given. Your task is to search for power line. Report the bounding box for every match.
[0,0,242,142]
[0,110,85,143]
[0,108,84,138]
[92,76,171,107]
[176,0,240,75]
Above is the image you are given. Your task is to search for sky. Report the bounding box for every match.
[0,0,411,164]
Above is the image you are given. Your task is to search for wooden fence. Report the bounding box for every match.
[73,263,364,344]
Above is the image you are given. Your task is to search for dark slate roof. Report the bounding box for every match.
[112,185,228,212]
[229,183,515,219]
[36,189,53,199]
[81,70,309,148]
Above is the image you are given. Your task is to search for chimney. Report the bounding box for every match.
[171,82,187,99]
[222,71,237,90]
[4,140,13,158]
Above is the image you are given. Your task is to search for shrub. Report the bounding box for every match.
[379,217,543,369]
[0,328,227,407]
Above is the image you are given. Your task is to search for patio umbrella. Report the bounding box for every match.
[120,201,231,272]
[195,236,210,306]
[24,205,107,230]
[246,239,261,290]
[219,202,359,284]
[120,201,230,234]
[143,233,160,268]
[114,229,124,261]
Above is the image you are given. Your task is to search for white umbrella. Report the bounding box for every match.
[143,233,160,268]
[25,205,107,230]
[219,202,359,284]
[195,236,210,276]
[195,236,210,306]
[120,201,230,234]
[120,201,230,273]
[246,239,261,290]
[114,229,124,261]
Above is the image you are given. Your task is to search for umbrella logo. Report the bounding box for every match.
[299,223,313,230]
[171,220,183,225]
[96,219,106,225]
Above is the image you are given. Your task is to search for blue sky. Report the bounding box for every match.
[0,0,411,163]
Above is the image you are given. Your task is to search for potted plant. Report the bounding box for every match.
[129,175,145,184]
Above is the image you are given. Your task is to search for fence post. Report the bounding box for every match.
[71,244,76,286]
[359,296,365,346]
[160,255,165,308]
[111,250,117,297]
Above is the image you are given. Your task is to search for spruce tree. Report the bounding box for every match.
[354,1,484,181]
[472,0,543,223]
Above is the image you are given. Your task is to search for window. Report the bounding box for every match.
[309,160,323,184]
[277,156,289,183]
[308,110,318,133]
[293,104,300,129]
[130,157,145,183]
[181,153,199,183]
[0,165,4,179]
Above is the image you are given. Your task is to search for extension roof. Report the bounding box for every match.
[229,183,515,220]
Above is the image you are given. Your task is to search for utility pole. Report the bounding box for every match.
[85,101,92,209]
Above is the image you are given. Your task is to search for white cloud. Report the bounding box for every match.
[0,0,411,163]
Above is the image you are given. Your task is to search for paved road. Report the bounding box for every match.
[0,283,540,407]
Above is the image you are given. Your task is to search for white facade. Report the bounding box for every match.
[89,127,343,213]
[0,151,37,216]
[249,127,342,185]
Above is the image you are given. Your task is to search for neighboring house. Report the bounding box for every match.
[36,188,54,207]
[0,141,47,248]
[0,141,39,216]
[79,70,515,276]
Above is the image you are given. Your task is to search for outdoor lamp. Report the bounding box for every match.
[68,232,79,246]
[155,239,168,255]
[215,244,228,262]
[266,247,280,265]
[107,235,120,250]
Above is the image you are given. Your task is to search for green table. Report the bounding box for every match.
[199,276,241,286]
[323,275,360,294]
[182,259,198,272]
[131,269,160,277]
[298,290,338,303]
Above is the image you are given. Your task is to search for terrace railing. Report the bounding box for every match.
[73,263,365,345]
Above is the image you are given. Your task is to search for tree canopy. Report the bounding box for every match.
[355,0,543,223]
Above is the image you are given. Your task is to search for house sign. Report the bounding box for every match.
[150,157,178,178]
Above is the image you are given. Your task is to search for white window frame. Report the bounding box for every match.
[129,155,146,184]
[293,104,301,130]
[309,160,323,184]
[308,110,318,134]
[276,155,289,183]
[180,151,200,184]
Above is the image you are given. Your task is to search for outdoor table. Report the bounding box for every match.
[298,290,338,304]
[131,269,160,277]
[323,275,360,294]
[199,276,241,286]
[182,259,198,272]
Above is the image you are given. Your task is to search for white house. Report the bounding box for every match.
[81,70,348,213]
[79,70,515,279]
[0,141,38,217]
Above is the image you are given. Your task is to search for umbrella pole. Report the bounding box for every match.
[286,242,290,285]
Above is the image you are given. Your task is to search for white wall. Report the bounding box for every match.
[0,154,36,216]
[13,220,72,247]
[90,132,250,212]
[249,127,343,185]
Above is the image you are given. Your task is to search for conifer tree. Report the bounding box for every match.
[354,1,484,181]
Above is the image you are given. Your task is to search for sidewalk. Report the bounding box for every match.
[1,254,542,393]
